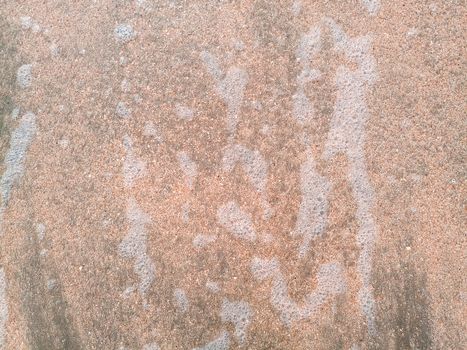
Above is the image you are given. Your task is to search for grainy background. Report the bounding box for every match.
[0,1,465,349]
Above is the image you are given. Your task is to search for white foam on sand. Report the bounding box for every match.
[177,151,198,190]
[220,298,253,344]
[35,223,46,241]
[251,257,346,327]
[116,101,131,118]
[217,201,256,241]
[0,112,36,233]
[174,288,189,313]
[293,26,321,125]
[291,146,330,258]
[175,103,195,121]
[192,330,230,350]
[123,135,146,188]
[115,24,136,43]
[142,343,160,350]
[222,144,272,219]
[0,268,8,348]
[1,112,36,208]
[323,18,378,334]
[361,0,380,16]
[118,197,155,308]
[17,64,33,88]
[193,234,217,249]
[201,51,248,138]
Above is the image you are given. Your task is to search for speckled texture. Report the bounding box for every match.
[0,1,465,349]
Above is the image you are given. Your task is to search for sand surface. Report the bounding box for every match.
[0,1,465,349]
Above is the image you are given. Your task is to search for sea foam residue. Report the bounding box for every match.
[217,201,256,241]
[142,343,160,350]
[175,103,195,121]
[177,151,198,190]
[193,234,217,248]
[17,64,32,89]
[193,330,230,350]
[1,112,36,208]
[251,257,345,327]
[118,197,155,308]
[115,24,136,43]
[291,147,330,258]
[222,144,272,219]
[0,112,36,233]
[123,135,146,188]
[323,18,378,334]
[293,26,321,125]
[220,298,253,344]
[174,288,189,313]
[201,51,248,138]
[0,268,8,348]
[361,0,380,16]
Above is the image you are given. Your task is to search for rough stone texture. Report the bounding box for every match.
[0,1,465,349]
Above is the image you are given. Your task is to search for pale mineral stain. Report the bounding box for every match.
[220,298,253,344]
[251,257,346,327]
[217,201,256,241]
[291,147,330,259]
[16,64,33,89]
[174,288,189,313]
[324,18,378,334]
[193,330,230,350]
[222,144,272,219]
[118,197,155,308]
[123,135,146,188]
[0,268,7,349]
[201,51,248,137]
[177,151,198,190]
